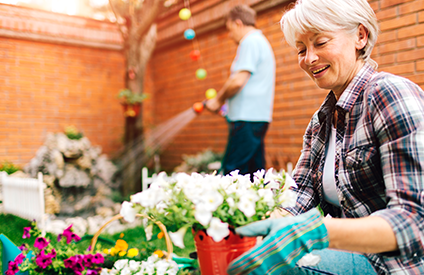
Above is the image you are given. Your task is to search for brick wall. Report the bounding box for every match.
[148,0,424,171]
[0,4,126,167]
[1,0,423,172]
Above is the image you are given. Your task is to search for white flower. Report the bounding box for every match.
[194,203,213,226]
[238,197,256,218]
[253,169,265,183]
[129,260,141,272]
[199,190,223,212]
[258,188,275,207]
[284,172,298,189]
[207,217,230,242]
[120,201,136,223]
[114,259,129,270]
[131,187,166,208]
[120,267,131,275]
[278,189,297,208]
[145,224,153,241]
[169,226,187,248]
[264,168,281,189]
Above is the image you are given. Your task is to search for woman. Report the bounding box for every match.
[227,0,424,274]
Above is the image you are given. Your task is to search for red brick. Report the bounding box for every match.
[377,38,415,54]
[381,0,414,9]
[398,48,424,62]
[418,35,424,46]
[381,63,415,74]
[380,13,416,31]
[376,6,398,20]
[398,24,424,39]
[416,60,424,71]
[419,11,424,22]
[399,0,424,14]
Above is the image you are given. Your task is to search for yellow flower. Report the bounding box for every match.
[119,251,127,257]
[103,249,110,255]
[153,250,164,258]
[119,233,125,238]
[157,232,164,239]
[115,239,129,252]
[110,247,118,256]
[127,248,139,258]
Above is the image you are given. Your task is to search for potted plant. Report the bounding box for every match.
[120,168,297,274]
[117,89,148,118]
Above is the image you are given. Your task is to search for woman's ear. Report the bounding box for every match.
[356,24,369,51]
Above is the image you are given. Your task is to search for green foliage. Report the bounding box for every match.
[174,149,223,174]
[64,125,83,140]
[117,89,148,105]
[0,161,21,175]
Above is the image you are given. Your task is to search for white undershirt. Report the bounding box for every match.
[323,126,341,207]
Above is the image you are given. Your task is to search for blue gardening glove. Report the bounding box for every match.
[227,208,329,275]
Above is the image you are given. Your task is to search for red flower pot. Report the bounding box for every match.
[193,229,257,275]
[121,103,141,117]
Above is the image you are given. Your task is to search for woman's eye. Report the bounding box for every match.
[297,49,306,55]
[316,41,327,46]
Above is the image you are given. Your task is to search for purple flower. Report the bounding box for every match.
[92,253,104,265]
[22,227,31,239]
[83,254,94,268]
[58,225,81,244]
[35,250,52,269]
[14,253,26,265]
[18,244,27,251]
[6,261,19,275]
[34,237,49,250]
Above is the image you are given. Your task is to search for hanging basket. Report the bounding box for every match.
[89,214,173,260]
[121,103,141,118]
[193,229,257,275]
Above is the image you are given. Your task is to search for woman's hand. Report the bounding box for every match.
[227,209,329,275]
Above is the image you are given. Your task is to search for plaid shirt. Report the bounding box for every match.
[286,63,424,274]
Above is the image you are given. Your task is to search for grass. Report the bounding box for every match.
[0,213,197,272]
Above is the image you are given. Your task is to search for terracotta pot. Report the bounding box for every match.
[193,229,257,275]
[121,103,141,117]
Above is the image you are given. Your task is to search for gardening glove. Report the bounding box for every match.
[227,208,329,275]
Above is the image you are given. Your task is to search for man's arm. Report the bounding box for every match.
[205,70,251,112]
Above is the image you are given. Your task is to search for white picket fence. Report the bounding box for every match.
[1,172,46,235]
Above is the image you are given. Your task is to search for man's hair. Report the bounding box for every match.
[280,0,379,66]
[227,4,256,27]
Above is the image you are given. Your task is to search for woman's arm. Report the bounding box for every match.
[324,216,398,254]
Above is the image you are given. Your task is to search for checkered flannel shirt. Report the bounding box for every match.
[285,63,424,274]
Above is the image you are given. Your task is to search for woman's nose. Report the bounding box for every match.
[305,48,318,65]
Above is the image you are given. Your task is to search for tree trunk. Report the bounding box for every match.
[121,24,157,196]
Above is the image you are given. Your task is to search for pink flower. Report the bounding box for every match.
[18,244,27,251]
[86,267,101,275]
[14,253,25,265]
[35,250,52,269]
[6,261,19,275]
[34,237,49,250]
[64,255,85,273]
[47,248,56,258]
[58,225,81,244]
[22,227,31,239]
[83,254,94,268]
[92,253,104,265]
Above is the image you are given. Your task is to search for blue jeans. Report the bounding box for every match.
[221,121,269,178]
[281,249,377,275]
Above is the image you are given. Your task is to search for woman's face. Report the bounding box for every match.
[295,27,367,98]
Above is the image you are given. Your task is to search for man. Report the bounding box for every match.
[206,4,275,178]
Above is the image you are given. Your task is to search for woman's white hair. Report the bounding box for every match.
[280,0,379,66]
